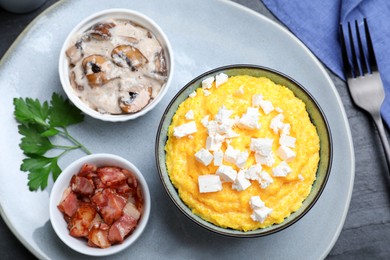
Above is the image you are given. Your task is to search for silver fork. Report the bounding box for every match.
[340,18,390,173]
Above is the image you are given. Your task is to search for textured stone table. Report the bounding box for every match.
[0,0,389,259]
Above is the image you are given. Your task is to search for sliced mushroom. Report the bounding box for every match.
[66,40,83,65]
[111,45,148,71]
[70,71,84,91]
[119,87,152,113]
[82,55,110,87]
[89,22,116,40]
[154,50,168,76]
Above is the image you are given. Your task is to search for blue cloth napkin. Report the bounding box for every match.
[262,0,390,127]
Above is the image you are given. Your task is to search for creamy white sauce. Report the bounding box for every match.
[66,19,168,114]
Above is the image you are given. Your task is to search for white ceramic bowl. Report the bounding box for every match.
[59,9,174,122]
[49,153,151,256]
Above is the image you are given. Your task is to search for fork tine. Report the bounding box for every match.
[339,24,353,79]
[355,20,368,75]
[364,18,378,72]
[348,22,361,77]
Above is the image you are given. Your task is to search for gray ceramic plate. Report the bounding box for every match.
[156,64,332,237]
[0,0,354,259]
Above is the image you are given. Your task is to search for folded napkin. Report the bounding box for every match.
[262,0,390,127]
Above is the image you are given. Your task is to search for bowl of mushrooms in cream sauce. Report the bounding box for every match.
[59,9,173,121]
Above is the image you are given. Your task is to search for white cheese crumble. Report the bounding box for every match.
[249,196,265,209]
[272,161,292,177]
[279,134,296,148]
[173,121,197,138]
[250,138,273,156]
[195,148,214,166]
[189,90,197,98]
[245,164,262,180]
[235,151,249,169]
[215,73,228,87]
[215,106,233,123]
[216,165,237,182]
[224,145,240,164]
[259,100,274,115]
[238,107,261,130]
[202,76,214,89]
[232,170,251,191]
[185,110,195,120]
[213,150,224,166]
[249,195,273,223]
[198,175,223,193]
[258,171,273,189]
[203,89,211,96]
[251,207,273,223]
[255,152,275,167]
[252,94,263,107]
[276,145,296,162]
[206,134,224,151]
[298,174,304,181]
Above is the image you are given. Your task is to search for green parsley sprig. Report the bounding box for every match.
[13,93,91,191]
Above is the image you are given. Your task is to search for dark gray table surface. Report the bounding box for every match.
[0,0,389,259]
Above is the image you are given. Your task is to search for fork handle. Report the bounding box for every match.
[373,114,390,176]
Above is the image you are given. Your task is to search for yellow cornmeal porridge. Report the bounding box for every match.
[165,74,320,231]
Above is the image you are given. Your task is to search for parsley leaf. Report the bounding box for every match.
[22,156,62,191]
[18,124,53,155]
[14,93,91,191]
[13,97,49,127]
[49,93,84,127]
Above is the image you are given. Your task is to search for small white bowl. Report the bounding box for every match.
[59,9,174,122]
[49,153,151,256]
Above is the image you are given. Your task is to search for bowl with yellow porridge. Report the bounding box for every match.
[156,65,332,237]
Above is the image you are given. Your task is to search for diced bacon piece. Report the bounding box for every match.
[69,203,97,238]
[123,202,141,221]
[122,168,138,189]
[89,212,103,230]
[108,214,137,244]
[88,223,111,248]
[92,189,127,225]
[92,176,105,189]
[91,190,106,208]
[97,166,128,187]
[71,175,95,196]
[57,186,79,217]
[115,182,131,198]
[78,163,98,179]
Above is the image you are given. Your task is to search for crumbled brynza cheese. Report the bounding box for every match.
[198,175,222,193]
[174,121,197,138]
[232,170,251,191]
[195,148,213,166]
[238,107,261,130]
[202,76,214,89]
[259,100,274,115]
[189,90,197,98]
[215,73,228,87]
[272,161,292,177]
[213,150,224,166]
[216,165,237,182]
[250,138,273,156]
[279,134,296,148]
[249,195,273,223]
[276,145,296,162]
[185,110,195,120]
